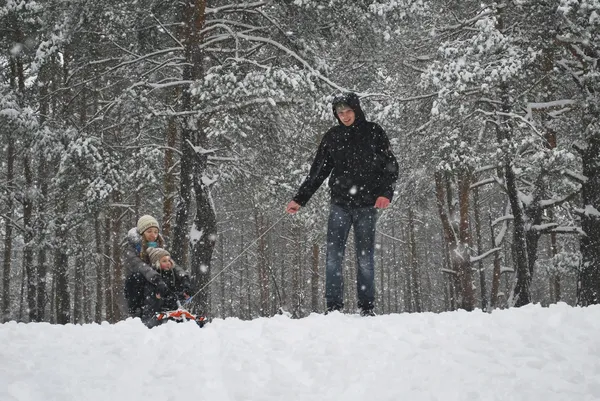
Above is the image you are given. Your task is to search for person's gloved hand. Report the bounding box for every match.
[182,287,192,300]
[151,276,169,298]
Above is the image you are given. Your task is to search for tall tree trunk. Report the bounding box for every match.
[311,242,319,313]
[2,135,15,322]
[579,135,600,305]
[392,225,399,313]
[473,188,487,311]
[489,213,503,309]
[505,156,530,307]
[435,171,474,310]
[35,63,50,323]
[292,229,301,317]
[162,114,178,240]
[408,208,422,312]
[255,212,269,316]
[403,224,412,312]
[379,233,385,314]
[54,242,70,324]
[548,209,561,303]
[74,227,85,324]
[111,193,123,321]
[171,0,207,266]
[104,215,113,322]
[219,234,225,317]
[94,214,104,322]
[456,169,474,310]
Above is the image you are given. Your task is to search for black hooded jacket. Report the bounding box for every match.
[293,93,399,208]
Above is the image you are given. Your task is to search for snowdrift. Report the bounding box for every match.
[1,303,599,401]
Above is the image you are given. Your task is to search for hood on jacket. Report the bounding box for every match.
[332,92,366,126]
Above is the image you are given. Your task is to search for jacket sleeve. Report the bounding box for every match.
[373,124,399,201]
[292,132,334,206]
[173,264,191,289]
[122,245,160,283]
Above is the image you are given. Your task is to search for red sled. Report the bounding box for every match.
[156,309,207,328]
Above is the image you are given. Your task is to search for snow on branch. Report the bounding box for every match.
[531,223,559,232]
[440,9,494,31]
[475,165,498,174]
[539,192,579,209]
[526,99,576,116]
[441,268,457,275]
[551,226,585,235]
[205,1,267,14]
[235,32,351,93]
[492,215,513,227]
[153,97,300,118]
[470,177,496,190]
[563,169,588,184]
[470,247,502,263]
[574,205,600,218]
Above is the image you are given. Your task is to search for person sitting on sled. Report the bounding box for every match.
[123,215,192,324]
[142,247,193,326]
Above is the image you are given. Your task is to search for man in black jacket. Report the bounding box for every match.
[286,92,398,316]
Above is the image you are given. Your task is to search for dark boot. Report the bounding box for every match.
[359,307,376,317]
[325,302,344,314]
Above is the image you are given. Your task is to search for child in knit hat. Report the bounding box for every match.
[123,215,191,325]
[144,247,191,315]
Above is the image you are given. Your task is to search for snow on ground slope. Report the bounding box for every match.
[1,303,599,401]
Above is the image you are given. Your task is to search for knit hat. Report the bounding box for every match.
[147,247,170,267]
[137,215,159,235]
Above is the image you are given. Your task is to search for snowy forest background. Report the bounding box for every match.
[0,0,599,324]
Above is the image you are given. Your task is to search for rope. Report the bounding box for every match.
[188,213,289,300]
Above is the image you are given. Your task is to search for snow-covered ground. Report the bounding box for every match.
[1,303,599,401]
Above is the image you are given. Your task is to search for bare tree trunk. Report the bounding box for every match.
[505,156,530,307]
[19,267,25,322]
[172,0,209,281]
[392,225,399,313]
[54,244,70,324]
[111,193,123,321]
[408,208,422,312]
[49,272,56,324]
[548,209,561,303]
[2,135,15,322]
[578,135,600,305]
[403,224,412,312]
[489,213,502,309]
[74,227,85,325]
[35,65,50,322]
[435,171,474,310]
[379,233,385,314]
[94,214,104,322]
[473,188,487,311]
[292,229,301,318]
[162,114,178,241]
[457,170,474,310]
[255,212,269,316]
[311,242,319,313]
[219,235,225,318]
[104,215,113,322]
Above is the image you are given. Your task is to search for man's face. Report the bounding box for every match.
[336,106,355,126]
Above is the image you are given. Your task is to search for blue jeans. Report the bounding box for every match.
[325,204,378,310]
